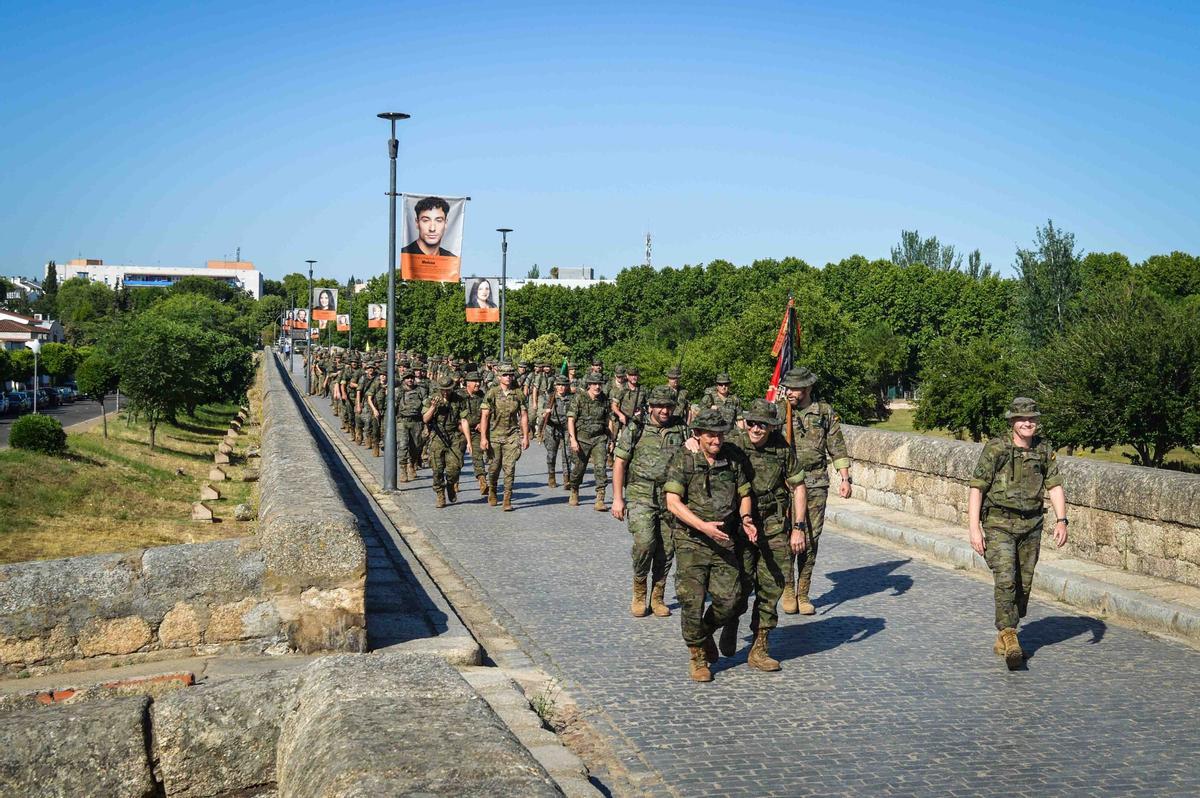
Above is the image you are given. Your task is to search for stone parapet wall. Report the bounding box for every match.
[0,351,366,676]
[840,426,1200,588]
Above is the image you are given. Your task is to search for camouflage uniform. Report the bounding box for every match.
[482,370,527,500]
[395,375,426,477]
[459,375,488,487]
[663,423,752,648]
[424,377,467,497]
[567,378,610,495]
[702,375,743,426]
[971,433,1062,631]
[543,378,573,484]
[666,367,689,424]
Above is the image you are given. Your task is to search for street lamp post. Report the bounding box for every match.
[378,111,410,491]
[305,260,316,394]
[497,228,512,362]
[26,339,41,414]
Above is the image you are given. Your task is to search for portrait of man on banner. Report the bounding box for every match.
[336,314,350,332]
[312,288,338,321]
[318,318,328,330]
[367,303,387,329]
[464,277,499,323]
[400,194,466,283]
[292,308,309,329]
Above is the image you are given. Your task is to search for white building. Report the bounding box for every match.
[0,310,65,351]
[2,276,42,302]
[50,258,265,299]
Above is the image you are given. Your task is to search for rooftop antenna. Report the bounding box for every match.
[645,231,652,268]
[236,246,241,261]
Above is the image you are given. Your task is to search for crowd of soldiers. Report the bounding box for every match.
[303,347,1067,679]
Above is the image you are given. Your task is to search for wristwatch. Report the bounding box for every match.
[1056,517,1069,525]
[793,522,808,531]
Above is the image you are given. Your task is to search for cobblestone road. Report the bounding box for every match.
[295,370,1200,797]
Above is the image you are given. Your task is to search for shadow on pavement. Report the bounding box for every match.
[1019,615,1106,659]
[815,559,913,614]
[772,615,886,662]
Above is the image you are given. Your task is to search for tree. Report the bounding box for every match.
[891,230,962,271]
[518,333,569,366]
[1015,220,1082,347]
[1036,284,1200,468]
[38,342,80,385]
[169,276,245,302]
[56,278,116,344]
[527,263,540,279]
[117,315,204,449]
[915,336,1027,442]
[76,352,118,438]
[966,249,994,280]
[853,321,907,413]
[9,348,34,383]
[34,260,59,317]
[0,349,10,385]
[1137,251,1200,302]
[548,266,559,279]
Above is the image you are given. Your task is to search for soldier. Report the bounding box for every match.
[566,362,580,393]
[776,367,852,616]
[611,366,647,433]
[719,399,808,671]
[480,363,530,511]
[702,373,743,428]
[359,362,381,454]
[532,363,552,441]
[609,364,628,402]
[460,371,489,496]
[612,385,686,618]
[423,375,467,508]
[540,375,572,489]
[395,370,426,482]
[366,370,388,458]
[666,366,689,424]
[567,373,611,511]
[664,409,757,682]
[350,356,368,445]
[969,397,1068,670]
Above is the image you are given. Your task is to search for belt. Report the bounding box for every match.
[986,505,1043,520]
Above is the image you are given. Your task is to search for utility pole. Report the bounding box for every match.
[497,228,513,362]
[305,260,316,394]
[378,111,410,491]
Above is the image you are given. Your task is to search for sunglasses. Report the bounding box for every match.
[745,420,768,429]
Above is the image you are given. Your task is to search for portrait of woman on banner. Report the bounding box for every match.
[467,279,497,309]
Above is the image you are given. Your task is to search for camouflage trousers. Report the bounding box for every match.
[569,433,608,492]
[468,431,487,480]
[737,511,791,632]
[672,526,745,646]
[396,418,424,467]
[983,511,1043,630]
[428,433,466,490]
[788,487,828,596]
[626,494,674,583]
[360,408,379,443]
[545,426,570,477]
[486,430,523,489]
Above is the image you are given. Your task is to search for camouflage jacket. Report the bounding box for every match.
[728,428,806,516]
[544,393,571,430]
[424,392,466,441]
[779,398,851,489]
[615,418,686,505]
[664,444,752,544]
[614,383,649,422]
[459,388,486,432]
[396,385,425,418]
[702,389,742,424]
[568,390,610,440]
[970,436,1062,515]
[482,386,525,436]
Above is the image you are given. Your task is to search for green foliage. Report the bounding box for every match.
[1036,283,1200,468]
[915,336,1027,442]
[56,277,116,345]
[10,415,67,456]
[1015,220,1082,347]
[1136,251,1200,301]
[262,278,287,298]
[169,276,245,302]
[891,230,962,271]
[37,342,81,383]
[76,352,118,401]
[518,333,569,365]
[0,349,10,385]
[9,349,34,381]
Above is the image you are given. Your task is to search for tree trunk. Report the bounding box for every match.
[149,421,156,450]
[100,399,107,438]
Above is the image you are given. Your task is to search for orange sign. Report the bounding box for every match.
[399,194,466,283]
[336,314,350,332]
[312,288,338,321]
[464,278,499,322]
[367,304,386,329]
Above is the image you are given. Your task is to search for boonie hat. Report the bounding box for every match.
[743,399,781,426]
[715,373,731,385]
[691,409,731,433]
[780,367,817,389]
[584,373,603,385]
[1005,397,1041,420]
[647,386,675,406]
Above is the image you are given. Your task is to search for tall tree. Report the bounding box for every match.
[76,352,119,438]
[891,230,962,271]
[915,336,1027,442]
[35,260,60,317]
[966,249,994,280]
[1015,219,1082,347]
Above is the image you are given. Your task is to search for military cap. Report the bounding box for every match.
[399,369,415,380]
[691,409,732,433]
[520,361,532,369]
[567,362,577,370]
[497,363,517,376]
[715,372,732,385]
[398,359,410,369]
[436,375,455,390]
[743,398,781,425]
[464,371,482,382]
[626,366,640,376]
[647,385,676,406]
[554,375,571,386]
[780,367,817,389]
[364,361,377,369]
[584,373,603,385]
[666,366,682,379]
[591,357,603,366]
[1005,397,1041,419]
[614,364,627,376]
[485,357,497,365]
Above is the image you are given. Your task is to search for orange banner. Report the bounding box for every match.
[466,307,499,323]
[401,253,460,283]
[336,314,350,332]
[400,194,467,283]
[367,304,386,329]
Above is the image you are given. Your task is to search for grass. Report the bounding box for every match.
[869,409,1200,471]
[0,398,261,565]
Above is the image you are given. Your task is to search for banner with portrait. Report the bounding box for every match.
[317,319,328,330]
[464,277,499,323]
[310,329,319,340]
[291,308,309,329]
[399,194,467,283]
[336,314,350,332]
[312,288,339,321]
[367,303,387,329]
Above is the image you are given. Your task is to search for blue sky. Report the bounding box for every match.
[2,1,1197,283]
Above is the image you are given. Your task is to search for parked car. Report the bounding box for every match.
[57,387,76,403]
[0,395,8,415]
[6,391,30,414]
[35,389,59,409]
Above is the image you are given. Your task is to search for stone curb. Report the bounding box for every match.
[826,505,1200,645]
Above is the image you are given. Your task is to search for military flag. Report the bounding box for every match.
[766,296,798,404]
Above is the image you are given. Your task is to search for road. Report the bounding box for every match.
[0,395,115,448]
[292,365,1200,797]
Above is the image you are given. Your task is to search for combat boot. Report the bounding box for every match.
[408,463,418,480]
[747,630,782,672]
[502,493,513,512]
[435,488,446,509]
[719,617,739,657]
[997,628,1024,670]
[373,440,381,457]
[487,480,498,506]
[399,464,411,484]
[781,582,799,615]
[795,578,816,615]
[631,577,649,617]
[446,483,457,503]
[650,580,671,617]
[548,473,558,488]
[478,475,488,495]
[569,488,579,507]
[594,488,607,512]
[687,646,712,683]
[354,428,362,445]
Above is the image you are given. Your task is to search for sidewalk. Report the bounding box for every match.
[825,495,1200,645]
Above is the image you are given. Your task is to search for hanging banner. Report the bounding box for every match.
[310,329,319,340]
[464,277,499,323]
[312,288,339,321]
[367,303,387,329]
[318,318,329,330]
[336,313,350,332]
[291,308,309,329]
[400,194,466,282]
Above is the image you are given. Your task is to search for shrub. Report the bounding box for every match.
[9,414,68,456]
